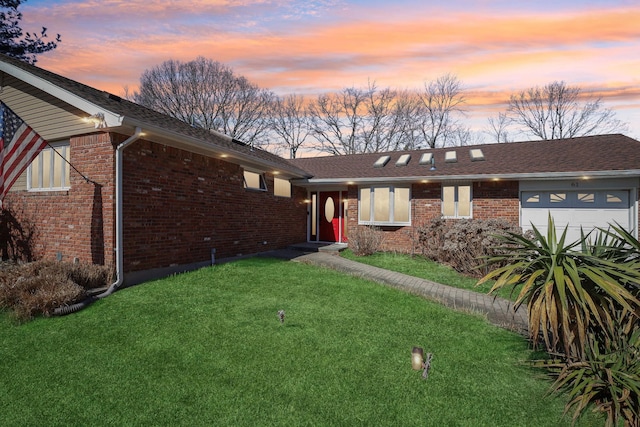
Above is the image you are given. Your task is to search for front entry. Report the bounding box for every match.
[313,191,348,243]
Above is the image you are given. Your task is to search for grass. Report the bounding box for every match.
[0,257,599,426]
[341,249,521,301]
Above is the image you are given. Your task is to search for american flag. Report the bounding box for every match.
[0,101,48,207]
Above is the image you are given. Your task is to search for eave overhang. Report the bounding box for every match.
[292,170,640,187]
[0,60,124,127]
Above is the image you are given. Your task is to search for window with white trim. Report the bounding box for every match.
[358,186,411,225]
[28,142,70,190]
[442,184,471,218]
[243,170,267,191]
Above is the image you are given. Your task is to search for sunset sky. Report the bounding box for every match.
[19,0,640,143]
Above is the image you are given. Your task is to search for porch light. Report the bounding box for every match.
[83,112,107,129]
[411,346,424,370]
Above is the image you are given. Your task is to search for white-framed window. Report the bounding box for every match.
[243,170,267,191]
[358,186,411,225]
[442,184,472,218]
[27,142,70,191]
[274,177,291,198]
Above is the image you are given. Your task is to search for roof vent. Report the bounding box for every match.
[419,153,433,165]
[395,154,411,167]
[445,151,457,163]
[106,92,122,102]
[374,155,391,168]
[470,148,485,161]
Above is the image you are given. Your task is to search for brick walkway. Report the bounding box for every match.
[268,248,528,334]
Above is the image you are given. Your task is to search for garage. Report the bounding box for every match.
[520,188,634,242]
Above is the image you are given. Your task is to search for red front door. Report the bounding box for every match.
[319,192,341,242]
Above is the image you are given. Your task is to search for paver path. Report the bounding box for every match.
[270,249,529,334]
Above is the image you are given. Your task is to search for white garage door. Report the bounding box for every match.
[521,190,632,242]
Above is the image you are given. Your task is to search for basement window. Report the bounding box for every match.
[28,142,70,191]
[243,170,267,191]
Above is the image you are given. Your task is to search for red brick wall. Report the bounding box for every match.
[121,139,308,272]
[472,180,519,223]
[3,133,116,265]
[345,181,520,254]
[4,133,308,274]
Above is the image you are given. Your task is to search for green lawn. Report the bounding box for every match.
[341,249,521,301]
[0,258,598,426]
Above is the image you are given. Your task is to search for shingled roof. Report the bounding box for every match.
[290,134,640,184]
[0,54,310,178]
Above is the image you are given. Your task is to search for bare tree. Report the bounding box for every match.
[309,85,368,155]
[486,112,512,143]
[131,57,274,147]
[414,74,467,148]
[309,81,449,155]
[506,81,627,140]
[268,94,312,159]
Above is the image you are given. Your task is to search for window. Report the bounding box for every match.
[274,177,291,198]
[28,142,70,190]
[358,186,411,225]
[442,184,471,218]
[243,170,267,191]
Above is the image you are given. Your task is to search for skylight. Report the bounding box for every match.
[374,155,391,168]
[395,154,411,167]
[445,151,457,163]
[419,153,433,165]
[470,148,485,161]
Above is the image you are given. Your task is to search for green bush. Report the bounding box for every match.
[417,218,522,277]
[0,260,113,320]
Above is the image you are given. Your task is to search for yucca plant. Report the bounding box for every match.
[536,308,640,427]
[478,215,640,359]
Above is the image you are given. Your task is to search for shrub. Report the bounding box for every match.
[0,260,113,321]
[417,218,522,277]
[348,225,384,256]
[537,309,640,427]
[478,215,640,359]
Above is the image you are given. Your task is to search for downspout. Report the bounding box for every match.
[54,127,143,315]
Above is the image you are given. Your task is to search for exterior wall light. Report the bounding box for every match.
[84,112,107,129]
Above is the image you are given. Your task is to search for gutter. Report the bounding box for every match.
[293,170,640,187]
[54,127,143,315]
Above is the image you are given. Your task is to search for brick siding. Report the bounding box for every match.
[346,181,520,254]
[4,133,116,265]
[121,139,307,272]
[4,133,308,274]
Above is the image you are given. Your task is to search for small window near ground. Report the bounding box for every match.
[442,184,472,218]
[28,142,70,190]
[274,177,291,198]
[243,170,267,191]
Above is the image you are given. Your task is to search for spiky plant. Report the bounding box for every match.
[536,308,640,427]
[478,215,640,359]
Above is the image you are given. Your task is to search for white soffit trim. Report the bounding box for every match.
[0,60,123,127]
